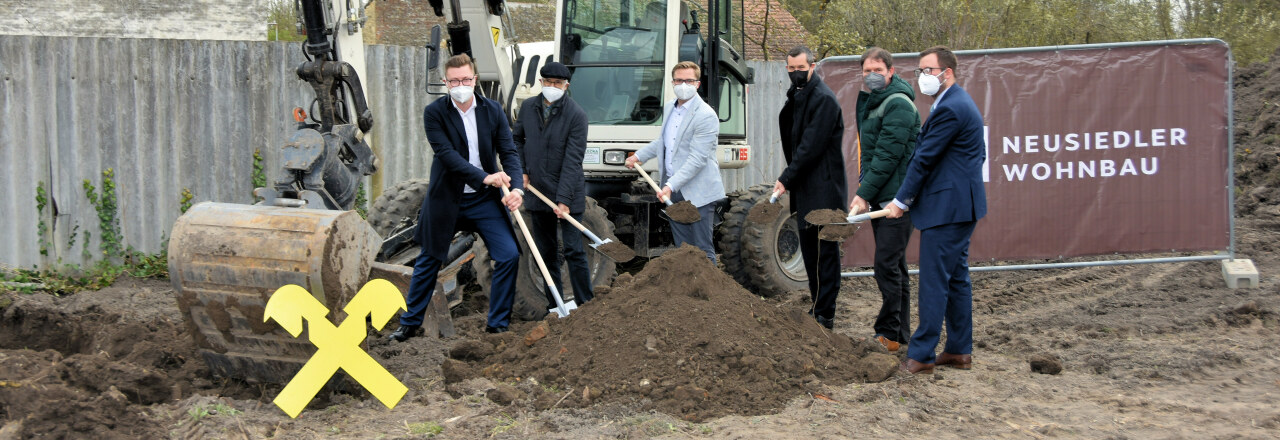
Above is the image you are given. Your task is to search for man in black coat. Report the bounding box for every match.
[774,46,848,330]
[513,62,593,311]
[389,54,525,340]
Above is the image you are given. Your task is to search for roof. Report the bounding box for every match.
[740,0,811,60]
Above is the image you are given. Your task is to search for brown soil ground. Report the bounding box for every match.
[441,245,896,422]
[2,48,1280,439]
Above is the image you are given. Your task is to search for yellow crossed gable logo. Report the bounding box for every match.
[263,279,409,418]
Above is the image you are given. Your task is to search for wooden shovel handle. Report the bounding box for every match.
[634,166,673,205]
[525,185,590,232]
[847,208,892,223]
[501,185,570,316]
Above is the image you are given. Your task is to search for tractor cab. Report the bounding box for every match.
[557,0,753,159]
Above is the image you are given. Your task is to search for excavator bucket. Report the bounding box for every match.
[168,202,381,385]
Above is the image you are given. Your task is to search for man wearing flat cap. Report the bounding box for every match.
[513,61,595,316]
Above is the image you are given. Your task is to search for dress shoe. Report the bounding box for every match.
[484,326,509,334]
[387,325,420,342]
[899,358,935,374]
[875,335,900,352]
[936,352,972,369]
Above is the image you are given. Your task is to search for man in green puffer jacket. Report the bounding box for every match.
[850,47,921,353]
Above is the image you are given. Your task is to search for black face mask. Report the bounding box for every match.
[789,69,810,89]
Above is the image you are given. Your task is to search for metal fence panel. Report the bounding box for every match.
[1,36,316,269]
[730,60,789,193]
[365,44,436,193]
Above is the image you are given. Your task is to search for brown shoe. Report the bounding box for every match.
[936,352,972,370]
[899,359,935,374]
[875,335,900,352]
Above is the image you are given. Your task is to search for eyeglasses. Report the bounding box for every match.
[446,76,476,86]
[913,67,944,76]
[540,78,567,87]
[671,78,698,85]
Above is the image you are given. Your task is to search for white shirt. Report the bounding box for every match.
[931,84,952,112]
[662,99,694,178]
[452,98,483,193]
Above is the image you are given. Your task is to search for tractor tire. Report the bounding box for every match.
[473,197,618,321]
[741,189,808,297]
[367,178,429,266]
[716,184,773,290]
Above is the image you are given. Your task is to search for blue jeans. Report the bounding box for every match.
[669,192,717,264]
[401,192,520,329]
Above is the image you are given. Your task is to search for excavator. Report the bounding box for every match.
[168,0,796,386]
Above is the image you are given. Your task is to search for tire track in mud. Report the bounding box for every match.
[973,264,1132,361]
[970,258,1255,379]
[976,264,1131,318]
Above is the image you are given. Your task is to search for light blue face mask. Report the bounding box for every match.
[674,83,698,101]
[542,86,565,102]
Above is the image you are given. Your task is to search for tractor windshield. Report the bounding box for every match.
[560,0,669,126]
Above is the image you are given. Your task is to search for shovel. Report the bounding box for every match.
[501,184,572,318]
[747,188,784,224]
[524,184,636,262]
[804,208,892,241]
[635,166,701,224]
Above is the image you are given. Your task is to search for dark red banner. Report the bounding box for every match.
[816,41,1232,266]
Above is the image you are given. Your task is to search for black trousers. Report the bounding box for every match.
[800,221,843,321]
[871,213,913,343]
[529,210,594,306]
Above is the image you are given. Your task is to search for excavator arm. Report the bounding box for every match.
[167,0,451,387]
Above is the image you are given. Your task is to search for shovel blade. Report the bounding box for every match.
[817,223,860,241]
[591,239,637,262]
[665,201,702,224]
[549,301,578,318]
[747,200,783,224]
[803,209,849,226]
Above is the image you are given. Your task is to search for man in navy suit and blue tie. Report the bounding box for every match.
[886,46,987,374]
[388,54,526,341]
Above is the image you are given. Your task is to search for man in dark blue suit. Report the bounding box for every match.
[886,46,987,374]
[389,54,525,341]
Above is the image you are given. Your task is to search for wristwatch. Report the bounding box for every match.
[511,188,524,197]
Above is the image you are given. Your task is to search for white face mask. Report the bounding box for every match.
[674,83,697,101]
[542,86,565,103]
[918,71,943,96]
[449,85,474,104]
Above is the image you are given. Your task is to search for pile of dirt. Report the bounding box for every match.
[0,277,208,438]
[1234,46,1280,218]
[441,245,897,422]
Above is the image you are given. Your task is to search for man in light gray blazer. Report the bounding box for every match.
[625,61,724,263]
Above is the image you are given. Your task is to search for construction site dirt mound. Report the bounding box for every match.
[0,277,208,438]
[1234,46,1280,218]
[441,245,897,422]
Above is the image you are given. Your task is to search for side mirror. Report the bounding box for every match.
[426,25,447,96]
